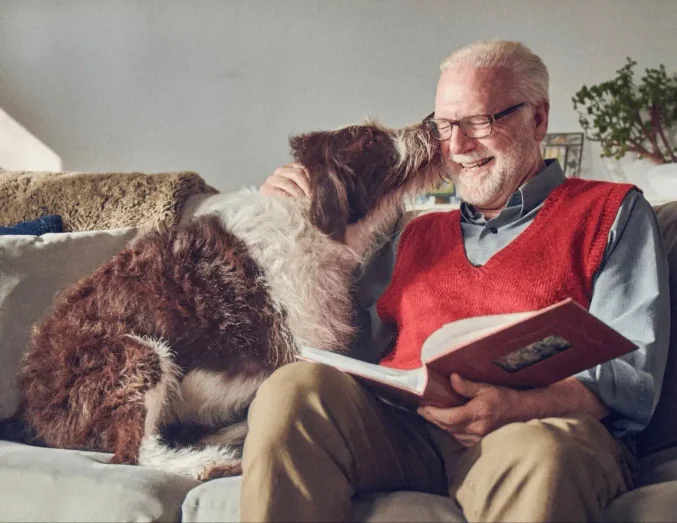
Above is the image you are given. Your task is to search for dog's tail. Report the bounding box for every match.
[21,330,179,464]
[130,336,245,480]
[138,431,244,480]
[86,334,183,465]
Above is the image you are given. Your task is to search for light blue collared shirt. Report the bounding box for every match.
[351,160,670,438]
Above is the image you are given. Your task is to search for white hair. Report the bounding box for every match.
[440,41,549,105]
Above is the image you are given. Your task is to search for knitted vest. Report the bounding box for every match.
[377,179,635,370]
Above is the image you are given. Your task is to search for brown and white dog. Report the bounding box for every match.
[19,121,441,480]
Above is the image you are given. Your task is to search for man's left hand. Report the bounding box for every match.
[417,373,524,447]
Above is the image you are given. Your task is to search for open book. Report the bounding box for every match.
[298,299,638,409]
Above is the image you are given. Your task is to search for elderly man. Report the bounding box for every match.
[241,41,670,522]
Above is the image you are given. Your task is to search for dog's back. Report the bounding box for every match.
[20,214,296,467]
[19,121,440,480]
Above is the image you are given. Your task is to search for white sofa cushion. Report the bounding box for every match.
[0,228,138,420]
[180,475,467,523]
[0,441,199,522]
[181,476,241,523]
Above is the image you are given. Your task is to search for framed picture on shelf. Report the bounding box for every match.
[412,179,460,210]
[540,132,584,178]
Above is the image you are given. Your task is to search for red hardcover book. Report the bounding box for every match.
[297,298,638,409]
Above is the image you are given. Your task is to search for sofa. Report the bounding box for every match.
[1,170,677,522]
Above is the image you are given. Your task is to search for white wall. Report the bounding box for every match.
[1,0,676,191]
[0,106,62,171]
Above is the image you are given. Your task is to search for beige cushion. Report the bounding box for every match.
[181,476,241,523]
[352,492,466,522]
[0,228,138,420]
[0,441,199,522]
[604,481,677,522]
[0,170,216,232]
[180,475,466,523]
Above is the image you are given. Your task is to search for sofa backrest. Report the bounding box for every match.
[637,202,677,457]
[1,190,677,455]
[0,228,140,421]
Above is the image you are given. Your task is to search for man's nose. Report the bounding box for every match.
[446,125,477,156]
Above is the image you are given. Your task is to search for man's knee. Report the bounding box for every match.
[457,419,625,521]
[483,417,608,475]
[248,361,356,430]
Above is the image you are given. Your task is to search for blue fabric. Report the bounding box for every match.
[0,215,63,236]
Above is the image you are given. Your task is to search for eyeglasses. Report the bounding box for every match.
[422,102,526,140]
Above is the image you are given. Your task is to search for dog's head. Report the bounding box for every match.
[289,121,440,242]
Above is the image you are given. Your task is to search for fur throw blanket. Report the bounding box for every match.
[0,170,217,231]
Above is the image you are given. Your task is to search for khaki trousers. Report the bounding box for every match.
[241,362,635,522]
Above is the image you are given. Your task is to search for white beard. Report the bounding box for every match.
[448,125,535,206]
[451,161,509,206]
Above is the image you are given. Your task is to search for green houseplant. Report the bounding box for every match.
[572,58,677,165]
[572,58,677,202]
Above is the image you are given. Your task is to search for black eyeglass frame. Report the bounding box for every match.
[422,102,526,140]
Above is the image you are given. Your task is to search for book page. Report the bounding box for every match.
[421,311,533,361]
[298,346,422,392]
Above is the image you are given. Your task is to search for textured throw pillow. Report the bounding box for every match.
[0,170,217,232]
[637,202,677,456]
[0,228,138,420]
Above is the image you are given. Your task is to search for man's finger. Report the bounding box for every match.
[418,409,451,432]
[261,186,293,199]
[450,373,484,399]
[264,175,307,199]
[284,164,312,198]
[451,433,481,448]
[421,404,476,428]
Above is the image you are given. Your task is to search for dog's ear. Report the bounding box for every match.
[309,168,350,241]
[289,132,350,242]
[288,132,326,168]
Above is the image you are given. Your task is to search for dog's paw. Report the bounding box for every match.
[198,460,243,481]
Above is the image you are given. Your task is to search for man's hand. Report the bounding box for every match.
[417,374,610,447]
[418,373,522,447]
[260,163,312,199]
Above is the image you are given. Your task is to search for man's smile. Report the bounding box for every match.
[460,157,494,169]
[457,156,494,170]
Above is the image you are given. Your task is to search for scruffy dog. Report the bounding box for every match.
[19,121,441,480]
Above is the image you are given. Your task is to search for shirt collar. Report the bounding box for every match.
[460,159,566,223]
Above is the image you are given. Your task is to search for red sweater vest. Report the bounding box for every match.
[377,179,635,370]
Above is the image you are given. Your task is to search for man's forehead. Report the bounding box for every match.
[434,66,512,118]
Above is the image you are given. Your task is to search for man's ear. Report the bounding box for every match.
[309,166,350,242]
[533,101,549,142]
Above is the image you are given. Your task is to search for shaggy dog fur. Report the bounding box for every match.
[19,121,441,480]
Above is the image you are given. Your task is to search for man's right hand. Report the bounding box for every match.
[260,163,312,199]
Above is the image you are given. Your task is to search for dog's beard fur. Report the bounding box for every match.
[19,119,441,481]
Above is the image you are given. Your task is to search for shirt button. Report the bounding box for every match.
[490,227,498,234]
